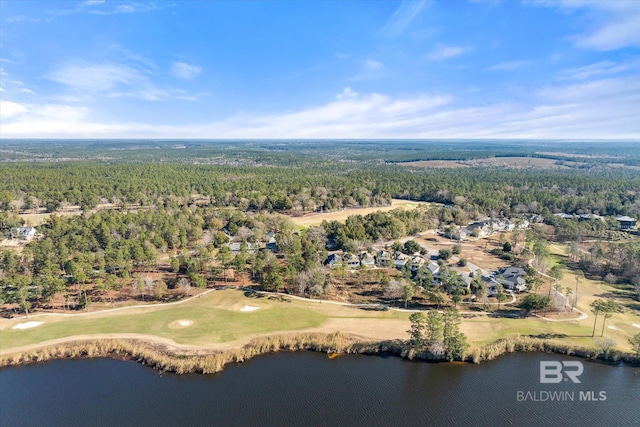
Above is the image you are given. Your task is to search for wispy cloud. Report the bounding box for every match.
[5,72,638,139]
[364,59,384,71]
[6,14,42,24]
[349,58,387,81]
[47,59,200,101]
[426,45,469,61]
[0,67,37,96]
[44,1,174,18]
[87,3,166,16]
[486,60,531,71]
[48,62,144,92]
[529,1,640,51]
[558,59,640,80]
[379,1,428,37]
[170,62,202,80]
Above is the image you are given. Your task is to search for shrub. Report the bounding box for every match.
[438,248,452,260]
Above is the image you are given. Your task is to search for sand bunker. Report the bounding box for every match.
[633,324,640,329]
[168,319,193,329]
[240,305,259,312]
[607,325,618,330]
[13,321,43,330]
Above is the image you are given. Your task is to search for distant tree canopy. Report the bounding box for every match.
[1,150,639,219]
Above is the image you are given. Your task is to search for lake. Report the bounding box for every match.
[1,352,639,426]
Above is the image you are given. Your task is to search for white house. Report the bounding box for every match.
[14,227,36,240]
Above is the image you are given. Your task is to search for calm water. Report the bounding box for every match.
[1,352,639,427]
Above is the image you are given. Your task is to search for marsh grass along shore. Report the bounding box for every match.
[2,333,638,375]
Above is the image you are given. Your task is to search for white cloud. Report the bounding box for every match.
[46,60,199,101]
[336,87,358,99]
[0,100,29,119]
[379,1,428,37]
[48,62,143,92]
[486,60,531,71]
[82,0,105,5]
[426,45,469,61]
[2,76,638,139]
[530,1,640,51]
[170,62,202,80]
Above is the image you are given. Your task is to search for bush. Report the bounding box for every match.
[439,248,452,260]
[457,258,467,267]
[503,242,512,252]
[452,244,461,255]
[403,240,421,255]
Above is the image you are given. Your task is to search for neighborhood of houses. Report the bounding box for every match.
[552,213,638,229]
[439,217,530,241]
[323,246,527,297]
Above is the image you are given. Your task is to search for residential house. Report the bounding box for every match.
[426,262,440,276]
[616,216,637,230]
[529,214,545,224]
[360,252,376,268]
[325,253,343,268]
[376,250,392,267]
[578,214,603,221]
[410,255,426,272]
[497,267,527,292]
[553,213,574,220]
[229,242,260,254]
[14,227,36,240]
[482,275,502,296]
[265,231,278,252]
[466,221,491,237]
[393,252,409,269]
[344,253,361,269]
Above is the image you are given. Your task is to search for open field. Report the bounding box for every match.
[289,199,432,228]
[400,157,584,169]
[415,232,510,271]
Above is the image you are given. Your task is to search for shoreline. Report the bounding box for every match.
[1,333,638,374]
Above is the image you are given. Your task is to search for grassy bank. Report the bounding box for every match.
[1,333,638,374]
[466,334,640,365]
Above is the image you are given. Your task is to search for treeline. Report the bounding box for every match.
[2,162,638,219]
[322,208,440,250]
[569,241,640,295]
[0,163,391,212]
[3,139,640,165]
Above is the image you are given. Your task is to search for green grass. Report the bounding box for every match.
[1,295,326,349]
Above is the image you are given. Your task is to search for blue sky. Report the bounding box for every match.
[1,0,639,139]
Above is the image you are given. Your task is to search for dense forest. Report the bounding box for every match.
[1,163,638,219]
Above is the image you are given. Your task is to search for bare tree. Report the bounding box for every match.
[177,277,191,296]
[594,337,616,357]
[144,276,155,301]
[237,226,254,242]
[385,280,402,305]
